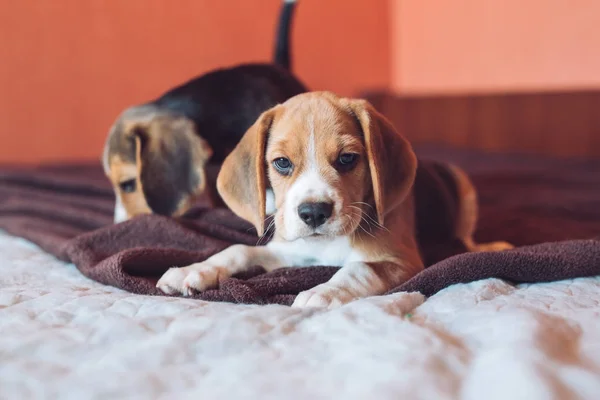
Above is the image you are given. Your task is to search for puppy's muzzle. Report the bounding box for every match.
[297,202,333,229]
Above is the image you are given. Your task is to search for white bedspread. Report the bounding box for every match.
[1,230,600,400]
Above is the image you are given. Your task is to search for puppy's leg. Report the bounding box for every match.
[292,261,419,309]
[449,164,514,252]
[156,244,283,296]
[463,237,514,252]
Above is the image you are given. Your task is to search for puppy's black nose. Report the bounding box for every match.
[297,202,333,228]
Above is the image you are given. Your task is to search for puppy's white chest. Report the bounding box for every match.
[268,236,361,268]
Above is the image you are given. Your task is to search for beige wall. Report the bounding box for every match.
[392,0,600,94]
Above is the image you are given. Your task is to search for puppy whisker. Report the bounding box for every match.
[341,215,351,237]
[347,205,370,231]
[349,203,390,233]
[363,213,390,233]
[347,205,376,233]
[358,221,376,239]
[351,201,374,210]
[349,208,385,239]
[257,217,276,245]
[347,210,376,239]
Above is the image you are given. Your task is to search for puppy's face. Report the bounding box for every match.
[266,99,369,241]
[103,106,212,223]
[216,91,417,241]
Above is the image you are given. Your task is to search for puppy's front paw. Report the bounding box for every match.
[156,263,229,296]
[292,283,354,309]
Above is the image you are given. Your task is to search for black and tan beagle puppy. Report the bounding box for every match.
[102,0,306,223]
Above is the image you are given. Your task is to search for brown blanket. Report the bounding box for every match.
[1,146,599,305]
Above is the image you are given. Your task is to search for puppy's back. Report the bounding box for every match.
[154,64,306,162]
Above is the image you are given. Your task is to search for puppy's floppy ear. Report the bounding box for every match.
[345,99,417,225]
[216,107,278,236]
[132,116,213,216]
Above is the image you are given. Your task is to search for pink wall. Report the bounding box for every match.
[392,0,600,94]
[0,0,390,164]
[3,0,600,163]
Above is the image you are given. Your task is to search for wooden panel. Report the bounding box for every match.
[364,91,600,158]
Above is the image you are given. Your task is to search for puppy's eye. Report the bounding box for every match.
[119,179,137,193]
[272,157,293,175]
[336,153,359,171]
[273,157,293,174]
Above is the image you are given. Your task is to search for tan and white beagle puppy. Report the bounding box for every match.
[156,91,512,308]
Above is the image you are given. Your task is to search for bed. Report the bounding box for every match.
[1,145,600,399]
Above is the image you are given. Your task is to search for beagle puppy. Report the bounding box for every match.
[156,92,512,308]
[102,0,305,223]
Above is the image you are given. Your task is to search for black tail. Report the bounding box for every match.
[273,0,298,71]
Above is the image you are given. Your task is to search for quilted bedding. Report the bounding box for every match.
[2,230,600,399]
[2,145,600,399]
